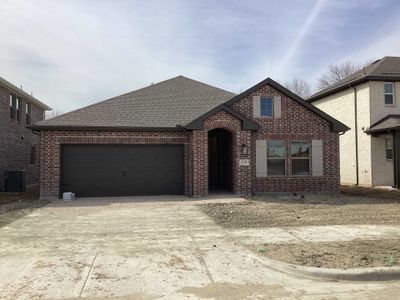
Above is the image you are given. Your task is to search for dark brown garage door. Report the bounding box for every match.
[61,144,184,197]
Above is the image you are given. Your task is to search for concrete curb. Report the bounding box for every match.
[261,256,400,281]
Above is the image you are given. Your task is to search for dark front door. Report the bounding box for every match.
[61,144,184,197]
[208,129,233,191]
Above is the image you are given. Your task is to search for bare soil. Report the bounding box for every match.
[199,195,400,228]
[0,185,50,228]
[341,185,400,200]
[254,239,400,269]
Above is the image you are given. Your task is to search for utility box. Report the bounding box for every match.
[4,170,26,193]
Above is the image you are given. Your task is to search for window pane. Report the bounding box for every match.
[386,137,393,149]
[386,138,393,159]
[384,83,393,94]
[9,95,13,106]
[385,94,394,104]
[260,98,273,117]
[291,142,310,157]
[267,141,285,158]
[386,149,393,160]
[267,159,285,175]
[292,159,310,175]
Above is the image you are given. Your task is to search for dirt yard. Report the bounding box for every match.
[253,239,400,269]
[199,194,400,268]
[199,195,400,228]
[341,185,400,200]
[0,185,50,228]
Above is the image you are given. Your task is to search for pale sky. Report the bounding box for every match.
[1,0,400,113]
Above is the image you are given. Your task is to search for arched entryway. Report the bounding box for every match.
[208,128,233,192]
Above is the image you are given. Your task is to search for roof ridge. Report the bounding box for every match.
[365,58,384,76]
[178,76,236,95]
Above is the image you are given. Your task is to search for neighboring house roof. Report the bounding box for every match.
[366,114,400,134]
[0,76,52,111]
[308,56,400,102]
[32,76,236,130]
[31,75,348,133]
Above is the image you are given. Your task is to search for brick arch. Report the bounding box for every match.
[203,110,242,133]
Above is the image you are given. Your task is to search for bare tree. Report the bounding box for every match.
[284,78,312,99]
[316,60,374,91]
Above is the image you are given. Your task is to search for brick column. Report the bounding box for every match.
[235,130,252,196]
[191,130,208,197]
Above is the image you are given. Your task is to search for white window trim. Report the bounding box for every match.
[260,97,274,118]
[384,82,395,106]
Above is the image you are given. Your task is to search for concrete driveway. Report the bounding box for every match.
[0,195,399,300]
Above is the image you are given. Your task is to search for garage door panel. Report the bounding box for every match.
[61,144,184,197]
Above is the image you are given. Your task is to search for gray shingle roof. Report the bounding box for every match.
[366,114,400,133]
[33,76,235,129]
[309,56,400,102]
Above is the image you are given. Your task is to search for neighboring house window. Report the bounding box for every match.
[386,137,393,160]
[384,82,394,105]
[9,94,15,120]
[25,103,31,125]
[16,97,21,122]
[30,146,36,164]
[267,141,286,175]
[291,142,310,175]
[260,97,273,117]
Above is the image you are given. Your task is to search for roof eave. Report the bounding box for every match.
[0,77,52,111]
[308,76,400,102]
[224,77,349,133]
[366,127,400,134]
[184,104,260,131]
[28,125,185,132]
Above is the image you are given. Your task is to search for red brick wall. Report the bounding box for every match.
[39,131,191,198]
[192,110,252,196]
[38,82,341,198]
[231,83,340,193]
[0,84,45,190]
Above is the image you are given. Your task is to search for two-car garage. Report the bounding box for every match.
[60,144,184,197]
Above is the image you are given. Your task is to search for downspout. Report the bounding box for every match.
[394,130,400,189]
[352,86,359,186]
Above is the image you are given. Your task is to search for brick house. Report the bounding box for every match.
[0,76,51,191]
[309,57,400,189]
[31,76,348,199]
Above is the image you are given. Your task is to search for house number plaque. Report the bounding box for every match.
[239,159,250,166]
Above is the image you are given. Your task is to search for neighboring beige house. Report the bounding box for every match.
[308,56,400,189]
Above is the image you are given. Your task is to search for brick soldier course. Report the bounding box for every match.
[31,76,348,198]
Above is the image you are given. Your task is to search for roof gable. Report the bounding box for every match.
[185,104,259,130]
[223,77,349,132]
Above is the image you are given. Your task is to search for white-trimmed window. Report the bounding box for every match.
[9,94,15,120]
[291,142,310,175]
[25,103,31,125]
[16,97,21,122]
[267,141,285,175]
[384,82,394,105]
[386,137,393,160]
[260,97,273,117]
